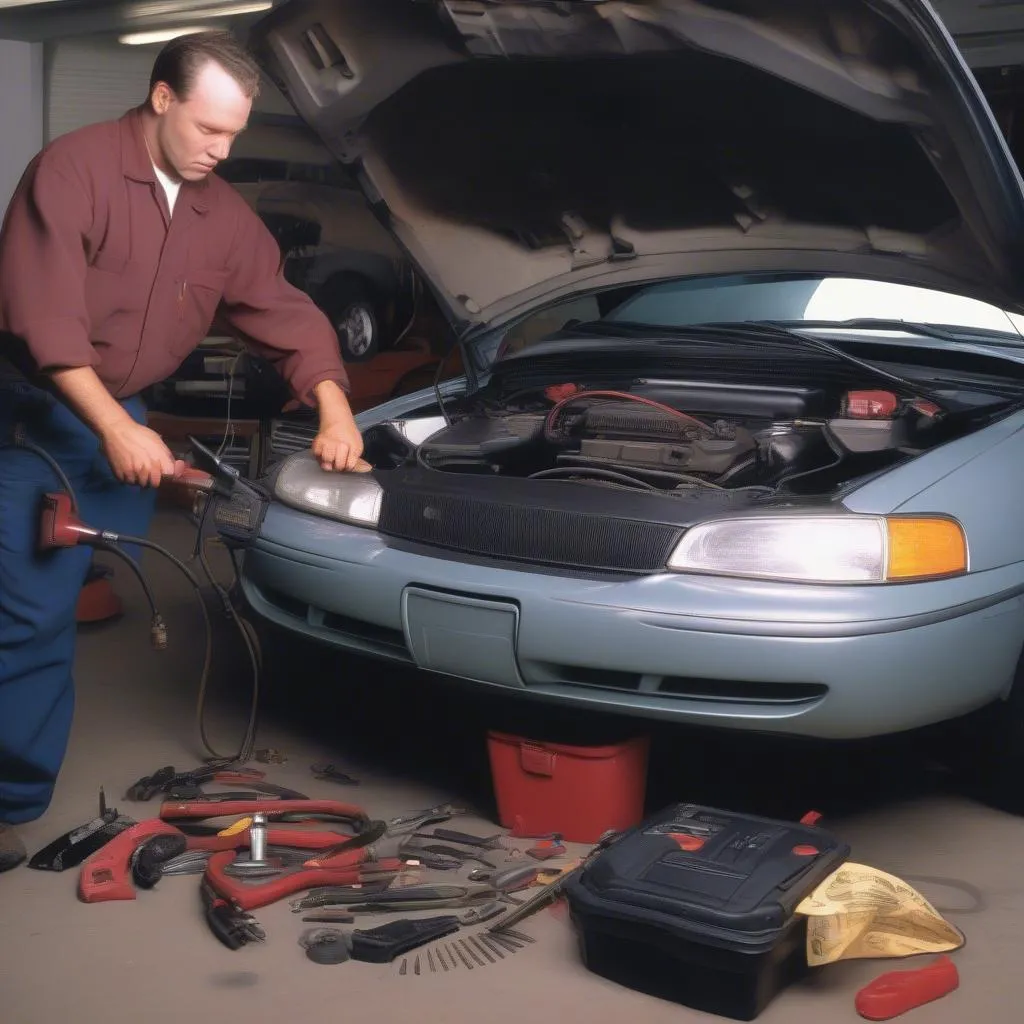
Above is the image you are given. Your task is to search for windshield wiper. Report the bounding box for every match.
[667,320,953,411]
[771,318,1024,344]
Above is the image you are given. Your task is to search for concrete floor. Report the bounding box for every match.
[4,510,1024,1023]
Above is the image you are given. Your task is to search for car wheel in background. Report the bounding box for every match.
[321,274,381,363]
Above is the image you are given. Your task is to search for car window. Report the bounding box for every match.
[605,274,1024,336]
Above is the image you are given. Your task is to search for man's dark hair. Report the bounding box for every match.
[149,30,262,102]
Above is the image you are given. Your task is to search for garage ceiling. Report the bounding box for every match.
[0,0,279,43]
[0,0,1023,66]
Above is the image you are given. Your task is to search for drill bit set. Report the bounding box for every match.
[396,928,536,976]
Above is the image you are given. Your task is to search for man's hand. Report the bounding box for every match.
[100,420,179,488]
[50,365,179,487]
[312,380,371,473]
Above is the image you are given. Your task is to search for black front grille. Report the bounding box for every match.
[378,491,682,573]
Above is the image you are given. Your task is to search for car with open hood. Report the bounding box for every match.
[211,0,1024,799]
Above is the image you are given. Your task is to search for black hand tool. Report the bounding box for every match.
[349,915,462,964]
[29,789,136,872]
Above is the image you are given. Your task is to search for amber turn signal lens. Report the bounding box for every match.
[886,518,967,580]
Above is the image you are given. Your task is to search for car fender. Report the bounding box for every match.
[843,408,1024,572]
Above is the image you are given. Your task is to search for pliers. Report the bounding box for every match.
[158,798,370,828]
[200,878,266,950]
[203,848,406,911]
[386,803,465,836]
[125,765,269,802]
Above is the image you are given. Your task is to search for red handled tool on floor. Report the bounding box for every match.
[202,849,405,912]
[78,799,376,903]
[159,798,370,827]
[855,955,960,1020]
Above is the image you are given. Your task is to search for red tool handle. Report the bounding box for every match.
[78,819,184,903]
[204,851,405,911]
[185,829,350,853]
[855,955,959,1020]
[160,799,369,824]
[163,467,214,491]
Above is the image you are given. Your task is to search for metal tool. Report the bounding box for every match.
[449,940,473,970]
[459,900,506,925]
[487,830,621,934]
[387,803,464,836]
[488,932,523,952]
[468,863,540,890]
[459,938,485,967]
[469,935,496,964]
[479,934,506,959]
[226,813,282,876]
[311,763,360,786]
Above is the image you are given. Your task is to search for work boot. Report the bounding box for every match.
[0,823,26,871]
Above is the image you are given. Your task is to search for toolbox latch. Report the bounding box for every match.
[519,742,556,777]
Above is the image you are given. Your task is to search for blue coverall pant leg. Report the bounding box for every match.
[0,387,157,823]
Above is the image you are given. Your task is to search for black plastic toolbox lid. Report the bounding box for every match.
[565,803,851,955]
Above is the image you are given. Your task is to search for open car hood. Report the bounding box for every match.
[249,0,1024,338]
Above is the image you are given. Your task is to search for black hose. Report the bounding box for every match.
[97,542,160,621]
[113,517,260,768]
[528,466,657,490]
[0,434,80,511]
[2,431,261,768]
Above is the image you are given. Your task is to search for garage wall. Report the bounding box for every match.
[45,36,298,143]
[0,40,44,215]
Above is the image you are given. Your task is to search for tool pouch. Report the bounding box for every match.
[349,915,461,963]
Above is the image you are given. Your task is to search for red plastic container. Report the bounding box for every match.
[486,731,650,843]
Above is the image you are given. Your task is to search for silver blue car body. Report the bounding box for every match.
[224,0,1024,753]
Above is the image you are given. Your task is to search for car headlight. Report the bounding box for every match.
[666,514,967,583]
[274,454,383,528]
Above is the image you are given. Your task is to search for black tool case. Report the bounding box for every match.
[563,803,850,1021]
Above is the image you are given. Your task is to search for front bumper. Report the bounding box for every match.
[233,502,1024,740]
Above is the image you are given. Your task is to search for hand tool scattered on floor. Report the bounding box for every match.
[79,819,187,902]
[348,915,463,963]
[224,813,281,876]
[29,789,136,872]
[203,848,405,912]
[159,797,370,829]
[487,829,621,934]
[458,900,507,924]
[299,928,351,965]
[311,763,360,786]
[200,878,265,950]
[467,862,540,891]
[289,883,494,915]
[387,804,465,836]
[526,835,567,860]
[124,762,280,801]
[855,955,959,1020]
[413,828,504,849]
[449,939,474,969]
[131,833,189,889]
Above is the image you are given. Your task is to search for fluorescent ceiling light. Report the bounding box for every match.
[174,1,274,16]
[119,27,218,46]
[118,2,274,37]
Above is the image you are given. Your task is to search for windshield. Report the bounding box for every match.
[494,274,1024,360]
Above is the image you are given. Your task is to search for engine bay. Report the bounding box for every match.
[364,377,956,499]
